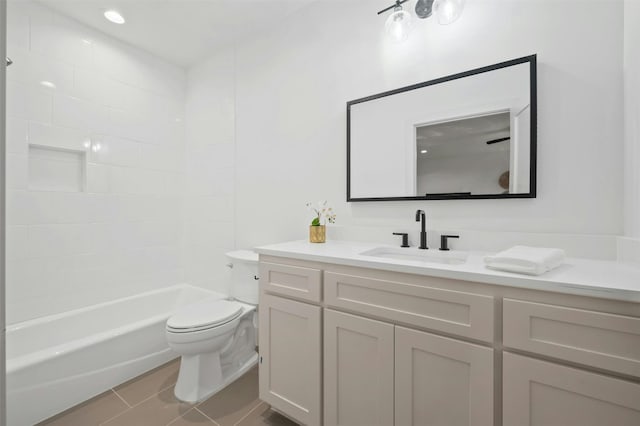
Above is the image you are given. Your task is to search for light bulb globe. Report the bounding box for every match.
[385,8,413,43]
[434,0,464,25]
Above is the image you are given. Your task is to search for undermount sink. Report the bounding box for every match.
[359,246,468,265]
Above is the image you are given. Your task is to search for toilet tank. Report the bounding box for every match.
[226,250,259,304]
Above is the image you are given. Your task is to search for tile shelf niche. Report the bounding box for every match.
[28,144,87,193]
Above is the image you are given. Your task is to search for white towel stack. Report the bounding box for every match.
[484,245,566,276]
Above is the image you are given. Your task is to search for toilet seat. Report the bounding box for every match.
[167,299,243,333]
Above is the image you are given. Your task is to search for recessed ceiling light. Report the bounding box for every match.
[40,81,56,89]
[420,149,428,154]
[104,10,125,24]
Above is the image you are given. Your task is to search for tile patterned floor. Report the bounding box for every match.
[36,359,298,426]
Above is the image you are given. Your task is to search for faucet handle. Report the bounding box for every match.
[392,232,410,248]
[439,235,459,251]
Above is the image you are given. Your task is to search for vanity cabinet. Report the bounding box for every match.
[258,255,640,426]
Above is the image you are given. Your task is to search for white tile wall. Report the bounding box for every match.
[183,49,237,295]
[5,1,186,324]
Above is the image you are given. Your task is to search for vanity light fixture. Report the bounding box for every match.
[421,149,428,154]
[378,0,413,43]
[379,0,465,42]
[104,9,125,24]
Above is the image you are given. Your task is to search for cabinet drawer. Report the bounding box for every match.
[503,298,640,377]
[260,262,322,303]
[324,272,494,342]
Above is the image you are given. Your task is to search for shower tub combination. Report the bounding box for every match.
[6,284,224,426]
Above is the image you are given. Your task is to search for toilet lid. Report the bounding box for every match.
[167,299,243,331]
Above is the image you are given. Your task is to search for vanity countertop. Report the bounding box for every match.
[255,240,640,302]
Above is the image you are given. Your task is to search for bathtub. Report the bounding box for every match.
[6,284,225,426]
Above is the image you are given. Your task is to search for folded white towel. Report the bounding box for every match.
[484,245,565,276]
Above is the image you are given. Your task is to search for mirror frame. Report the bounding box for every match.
[346,54,537,202]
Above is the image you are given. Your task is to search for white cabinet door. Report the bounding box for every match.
[259,294,321,426]
[323,309,394,426]
[395,326,494,426]
[503,352,640,426]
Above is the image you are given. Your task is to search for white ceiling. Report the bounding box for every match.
[36,0,318,67]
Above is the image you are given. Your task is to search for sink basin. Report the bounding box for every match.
[359,247,468,265]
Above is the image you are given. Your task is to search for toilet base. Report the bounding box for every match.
[173,351,258,403]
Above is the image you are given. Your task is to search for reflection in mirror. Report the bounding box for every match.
[416,111,517,196]
[347,55,536,201]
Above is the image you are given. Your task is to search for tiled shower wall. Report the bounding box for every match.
[5,1,187,324]
[183,49,236,296]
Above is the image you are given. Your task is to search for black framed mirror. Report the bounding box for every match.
[347,55,537,201]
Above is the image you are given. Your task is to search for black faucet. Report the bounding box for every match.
[415,210,427,249]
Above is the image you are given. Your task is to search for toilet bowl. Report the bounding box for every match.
[165,250,260,403]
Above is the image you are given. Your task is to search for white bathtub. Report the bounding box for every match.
[6,284,225,426]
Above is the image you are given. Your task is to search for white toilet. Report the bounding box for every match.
[166,250,259,403]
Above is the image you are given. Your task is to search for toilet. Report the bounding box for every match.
[166,250,259,403]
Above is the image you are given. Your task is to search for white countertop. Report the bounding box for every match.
[255,240,640,302]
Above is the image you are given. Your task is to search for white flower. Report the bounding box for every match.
[306,200,337,225]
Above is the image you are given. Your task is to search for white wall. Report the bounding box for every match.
[231,0,624,251]
[183,49,236,296]
[5,1,186,324]
[624,0,640,239]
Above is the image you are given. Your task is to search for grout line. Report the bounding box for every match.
[165,408,199,426]
[110,388,132,408]
[194,407,221,425]
[108,362,181,410]
[98,402,132,426]
[122,378,180,410]
[233,401,266,426]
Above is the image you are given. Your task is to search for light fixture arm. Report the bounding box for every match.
[377,0,409,15]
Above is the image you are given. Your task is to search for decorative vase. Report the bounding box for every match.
[309,225,326,243]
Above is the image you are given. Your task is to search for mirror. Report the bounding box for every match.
[347,55,536,201]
